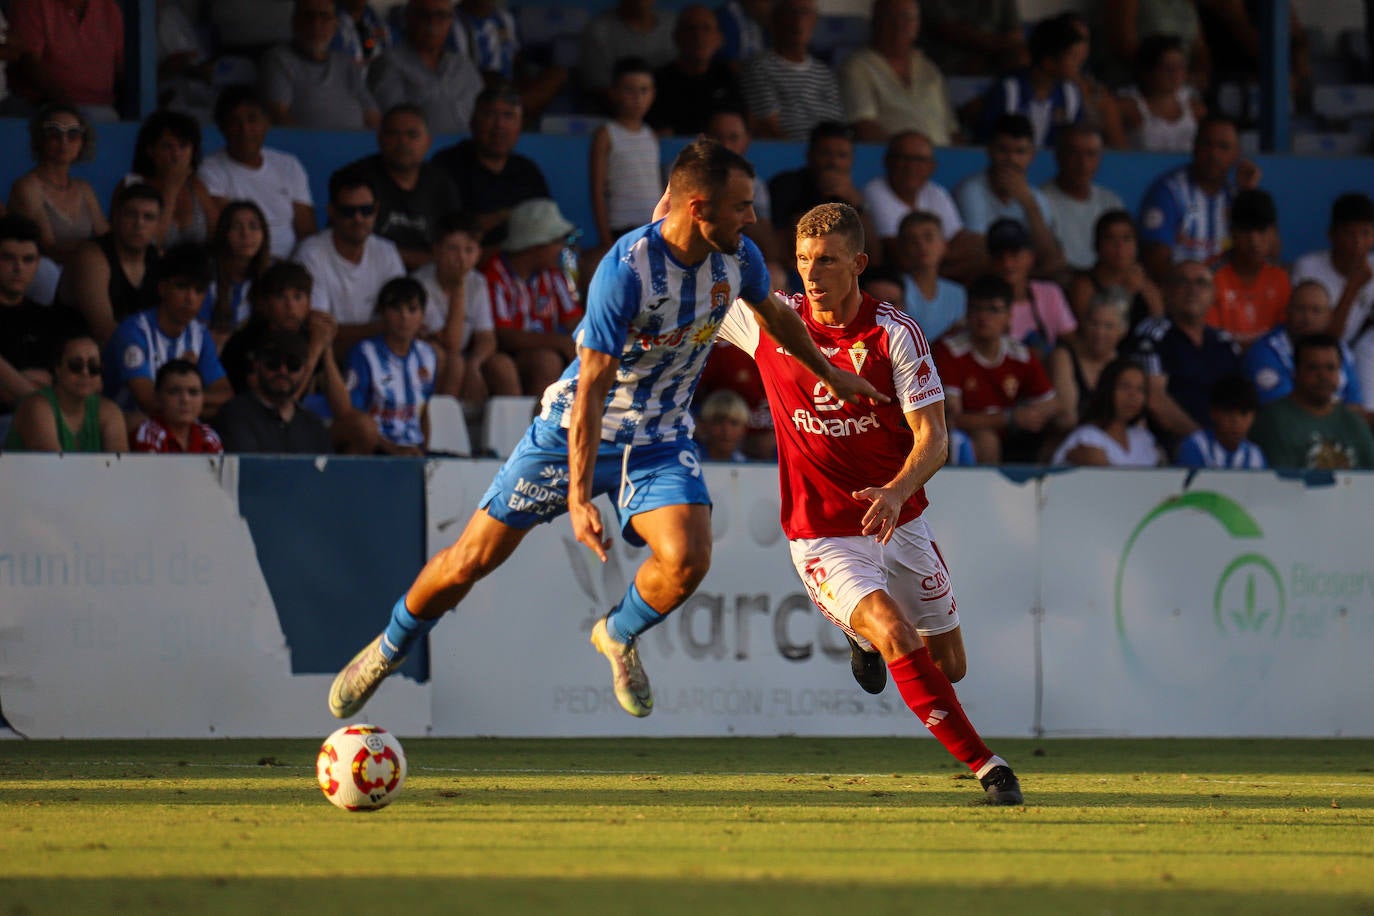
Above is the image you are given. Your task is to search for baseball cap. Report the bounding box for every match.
[502,198,578,252]
[986,218,1031,255]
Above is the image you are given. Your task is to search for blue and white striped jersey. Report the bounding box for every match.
[1138,165,1233,264]
[1175,429,1267,469]
[539,222,771,446]
[104,309,225,409]
[346,335,438,447]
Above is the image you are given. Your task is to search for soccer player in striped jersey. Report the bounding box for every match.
[717,202,1023,804]
[329,139,886,720]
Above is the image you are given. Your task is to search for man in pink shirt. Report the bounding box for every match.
[8,0,124,121]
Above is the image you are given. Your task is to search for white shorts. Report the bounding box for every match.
[788,516,959,651]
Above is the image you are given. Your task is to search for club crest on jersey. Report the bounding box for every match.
[1002,375,1021,400]
[915,358,932,389]
[710,280,731,311]
[848,341,868,374]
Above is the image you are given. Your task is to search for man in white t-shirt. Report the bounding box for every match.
[198,86,317,260]
[862,130,982,281]
[1039,124,1123,272]
[1291,192,1374,346]
[293,169,406,356]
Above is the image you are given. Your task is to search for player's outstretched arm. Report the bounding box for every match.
[854,403,948,544]
[746,292,890,405]
[568,346,619,562]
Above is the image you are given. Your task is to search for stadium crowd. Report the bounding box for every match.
[3,0,1374,472]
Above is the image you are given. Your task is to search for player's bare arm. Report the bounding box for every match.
[855,403,948,544]
[567,345,618,562]
[746,292,890,405]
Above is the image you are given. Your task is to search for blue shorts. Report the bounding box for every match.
[479,419,711,546]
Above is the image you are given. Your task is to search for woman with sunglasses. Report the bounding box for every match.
[7,105,108,265]
[3,331,126,452]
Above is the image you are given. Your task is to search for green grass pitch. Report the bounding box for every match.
[2,737,1372,915]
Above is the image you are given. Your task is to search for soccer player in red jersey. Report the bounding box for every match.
[718,202,1023,804]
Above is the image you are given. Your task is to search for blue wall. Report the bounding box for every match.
[4,117,1373,262]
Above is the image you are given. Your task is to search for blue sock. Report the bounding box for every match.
[604,583,666,644]
[379,593,437,662]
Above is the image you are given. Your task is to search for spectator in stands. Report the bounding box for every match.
[695,388,750,462]
[1207,188,1289,347]
[590,58,662,251]
[8,105,107,265]
[1054,11,1128,150]
[1116,34,1206,153]
[343,104,462,271]
[716,0,770,65]
[432,83,551,248]
[1094,0,1210,90]
[986,218,1077,359]
[1251,334,1374,469]
[971,14,1088,149]
[3,329,126,452]
[482,198,581,396]
[130,359,225,454]
[201,201,273,343]
[578,0,677,111]
[1245,280,1362,408]
[57,181,161,345]
[1041,125,1125,273]
[1137,115,1260,282]
[839,0,957,147]
[293,169,407,356]
[332,0,393,68]
[1195,0,1310,109]
[858,264,905,309]
[0,215,79,417]
[6,0,124,121]
[1128,259,1242,449]
[127,110,219,249]
[891,210,966,343]
[1047,288,1131,431]
[704,109,782,277]
[740,0,843,141]
[1292,192,1374,346]
[696,338,775,461]
[920,0,1026,77]
[863,132,981,281]
[956,115,1066,279]
[261,0,380,131]
[103,243,231,421]
[648,5,745,137]
[768,122,874,262]
[212,329,333,453]
[1175,373,1266,468]
[156,0,216,118]
[459,0,567,126]
[1067,209,1164,328]
[368,0,482,137]
[199,85,317,261]
[1051,357,1161,466]
[413,211,518,415]
[935,274,1058,464]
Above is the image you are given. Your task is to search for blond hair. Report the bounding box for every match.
[699,389,750,425]
[795,203,864,255]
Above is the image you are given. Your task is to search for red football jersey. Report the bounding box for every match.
[483,253,582,333]
[933,332,1053,413]
[717,291,944,539]
[131,416,224,454]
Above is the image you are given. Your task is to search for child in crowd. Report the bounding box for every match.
[344,276,437,456]
[1207,189,1290,349]
[1175,374,1267,469]
[131,358,224,454]
[987,217,1077,359]
[588,57,661,250]
[694,388,750,462]
[894,210,966,343]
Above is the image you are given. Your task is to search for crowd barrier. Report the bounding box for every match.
[1,454,1370,739]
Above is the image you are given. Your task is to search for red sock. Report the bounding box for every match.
[889,647,993,772]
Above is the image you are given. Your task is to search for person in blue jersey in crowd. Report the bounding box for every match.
[330,138,886,720]
[1174,373,1267,470]
[343,276,439,456]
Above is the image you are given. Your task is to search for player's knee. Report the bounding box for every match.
[656,541,712,595]
[435,537,499,585]
[937,654,967,683]
[856,610,921,660]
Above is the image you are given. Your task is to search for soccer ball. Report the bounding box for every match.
[316,724,407,811]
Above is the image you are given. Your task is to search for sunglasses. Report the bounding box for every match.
[42,123,85,141]
[259,352,304,373]
[65,357,102,375]
[336,203,377,219]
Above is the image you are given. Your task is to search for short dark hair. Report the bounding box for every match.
[157,243,214,290]
[1028,13,1084,65]
[967,273,1014,306]
[155,358,203,391]
[1330,192,1374,230]
[990,113,1034,143]
[30,103,95,163]
[1195,114,1239,142]
[432,210,483,246]
[1135,33,1187,81]
[375,275,426,315]
[132,109,203,176]
[213,84,266,128]
[1293,333,1342,368]
[474,80,522,111]
[252,260,314,303]
[113,180,164,213]
[1230,189,1278,231]
[667,137,755,200]
[807,120,853,149]
[382,103,428,127]
[898,210,944,236]
[328,167,376,204]
[612,55,654,82]
[1093,209,1137,249]
[860,264,903,291]
[51,328,99,371]
[0,213,42,247]
[1209,374,1259,413]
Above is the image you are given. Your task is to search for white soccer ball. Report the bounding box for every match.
[316,724,407,811]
